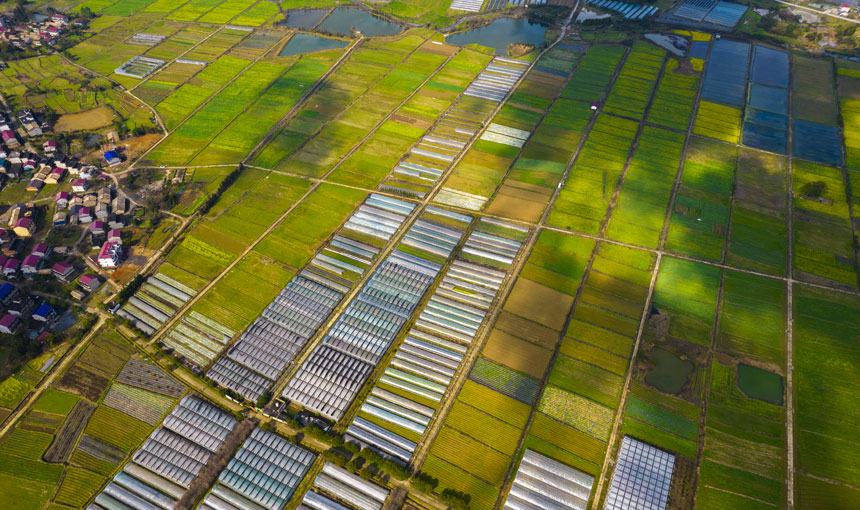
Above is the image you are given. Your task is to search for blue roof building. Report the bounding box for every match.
[0,282,14,301]
[32,303,55,322]
[103,151,120,166]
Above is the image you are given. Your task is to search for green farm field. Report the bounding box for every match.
[3,7,860,510]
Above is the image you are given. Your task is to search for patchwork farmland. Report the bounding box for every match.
[1,1,859,509]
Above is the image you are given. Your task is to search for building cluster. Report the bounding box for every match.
[0,281,57,335]
[0,13,84,49]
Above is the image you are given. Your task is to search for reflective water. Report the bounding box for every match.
[446,17,548,55]
[279,33,348,56]
[317,7,402,37]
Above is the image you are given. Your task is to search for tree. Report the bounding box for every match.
[441,489,471,510]
[801,180,827,198]
[410,472,439,493]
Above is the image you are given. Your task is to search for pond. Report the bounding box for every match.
[280,33,349,57]
[316,7,402,37]
[446,17,548,55]
[644,33,688,57]
[644,347,694,394]
[278,8,329,30]
[737,363,784,405]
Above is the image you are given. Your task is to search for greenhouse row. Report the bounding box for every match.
[401,218,463,258]
[347,220,525,463]
[200,428,317,510]
[118,272,194,336]
[503,449,594,510]
[300,463,389,510]
[89,397,238,510]
[379,58,527,198]
[480,122,532,148]
[465,57,529,103]
[284,246,443,420]
[604,437,675,510]
[205,195,415,402]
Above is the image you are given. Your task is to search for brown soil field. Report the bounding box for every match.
[486,189,545,222]
[504,277,574,331]
[482,329,553,379]
[44,400,96,463]
[77,344,125,377]
[55,106,115,132]
[494,311,559,349]
[56,365,110,402]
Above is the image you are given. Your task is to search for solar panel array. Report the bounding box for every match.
[380,58,527,198]
[200,428,317,510]
[90,396,238,510]
[346,219,528,463]
[583,0,659,20]
[207,195,415,402]
[503,449,595,510]
[118,272,195,337]
[604,436,675,510]
[743,46,789,154]
[300,463,390,510]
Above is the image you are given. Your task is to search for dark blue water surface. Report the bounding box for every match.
[750,45,789,88]
[701,39,750,106]
[317,8,402,37]
[446,17,548,55]
[793,119,843,166]
[280,33,348,56]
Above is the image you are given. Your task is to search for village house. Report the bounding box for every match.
[78,207,92,224]
[52,211,67,226]
[52,261,74,281]
[42,140,57,153]
[79,273,101,292]
[55,191,69,209]
[6,293,35,316]
[31,243,50,259]
[21,254,40,276]
[0,313,21,334]
[0,282,18,306]
[32,303,55,322]
[107,229,122,244]
[90,220,105,235]
[97,241,122,268]
[13,218,35,237]
[72,179,88,193]
[45,167,65,184]
[3,258,18,278]
[26,179,43,192]
[103,151,121,167]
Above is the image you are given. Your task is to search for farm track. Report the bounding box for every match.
[269,38,550,402]
[128,24,232,94]
[590,45,680,508]
[409,23,597,477]
[245,32,425,169]
[128,29,296,168]
[147,38,459,371]
[0,316,106,439]
[60,54,168,134]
